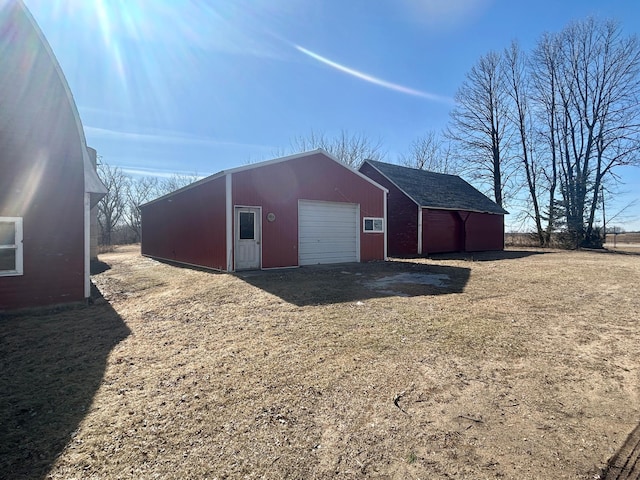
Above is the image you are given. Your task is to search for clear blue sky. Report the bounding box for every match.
[25,0,640,231]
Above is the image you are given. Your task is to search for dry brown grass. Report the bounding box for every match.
[2,245,640,479]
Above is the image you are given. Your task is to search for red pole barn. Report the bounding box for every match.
[359,160,508,256]
[141,150,388,271]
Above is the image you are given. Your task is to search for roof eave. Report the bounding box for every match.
[419,205,508,215]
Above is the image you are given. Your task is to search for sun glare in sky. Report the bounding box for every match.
[42,0,290,125]
[46,1,212,127]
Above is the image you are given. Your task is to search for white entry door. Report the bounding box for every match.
[234,207,261,270]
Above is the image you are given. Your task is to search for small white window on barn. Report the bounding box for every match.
[363,217,384,233]
[0,217,23,276]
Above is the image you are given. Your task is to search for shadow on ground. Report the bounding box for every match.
[602,422,640,479]
[236,261,471,306]
[0,286,130,480]
[90,258,111,274]
[602,248,640,257]
[421,249,552,262]
[151,257,225,274]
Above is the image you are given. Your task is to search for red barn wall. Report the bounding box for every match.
[422,209,464,254]
[464,212,505,251]
[358,162,418,256]
[141,176,227,270]
[0,143,85,310]
[232,153,385,268]
[0,4,85,309]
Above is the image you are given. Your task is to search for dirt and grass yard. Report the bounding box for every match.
[2,245,640,479]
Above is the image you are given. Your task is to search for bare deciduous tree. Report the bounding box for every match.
[97,161,128,246]
[125,176,159,243]
[399,130,458,173]
[554,18,640,246]
[447,51,513,207]
[290,129,385,168]
[504,41,545,245]
[530,32,562,246]
[453,18,640,247]
[157,172,201,196]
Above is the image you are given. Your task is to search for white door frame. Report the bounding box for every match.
[234,206,262,270]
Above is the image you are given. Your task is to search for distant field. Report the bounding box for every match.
[603,232,640,252]
[507,232,640,249]
[2,245,640,479]
[605,232,640,246]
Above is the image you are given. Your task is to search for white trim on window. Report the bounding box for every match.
[363,217,384,233]
[0,217,24,276]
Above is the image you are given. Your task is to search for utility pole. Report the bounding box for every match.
[601,185,606,245]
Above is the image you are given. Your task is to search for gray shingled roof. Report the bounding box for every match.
[364,160,508,215]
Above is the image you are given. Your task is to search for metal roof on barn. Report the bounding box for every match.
[363,160,508,215]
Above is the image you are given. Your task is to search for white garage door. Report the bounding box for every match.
[299,200,359,265]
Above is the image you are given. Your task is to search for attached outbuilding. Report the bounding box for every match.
[0,0,107,310]
[359,160,508,256]
[141,150,388,271]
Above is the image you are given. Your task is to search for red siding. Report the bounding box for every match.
[0,147,85,309]
[422,209,464,254]
[358,163,418,256]
[141,176,227,270]
[232,153,385,267]
[422,210,504,254]
[0,4,86,310]
[464,212,505,251]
